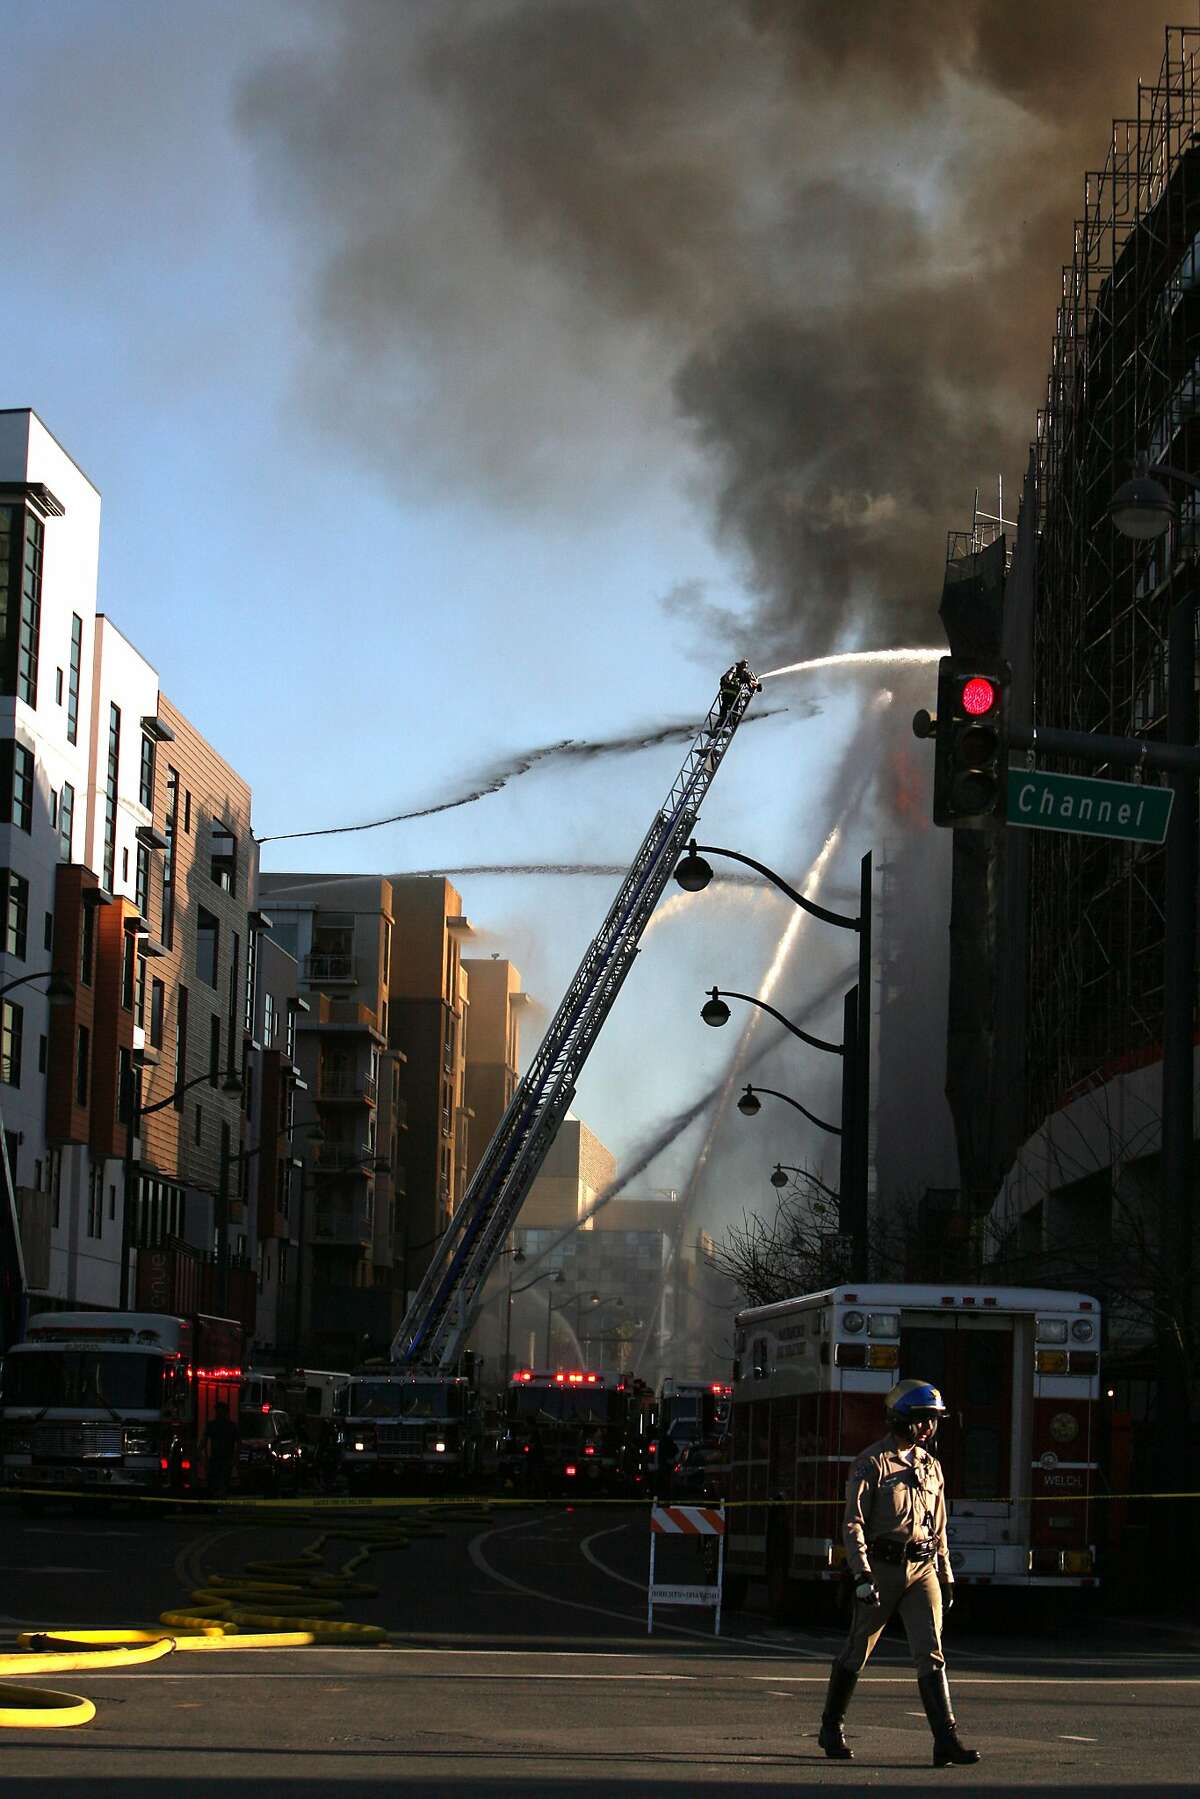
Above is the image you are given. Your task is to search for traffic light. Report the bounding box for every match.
[931,657,1010,828]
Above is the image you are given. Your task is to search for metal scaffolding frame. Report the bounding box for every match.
[1026,25,1200,1129]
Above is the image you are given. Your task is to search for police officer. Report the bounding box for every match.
[817,1379,980,1768]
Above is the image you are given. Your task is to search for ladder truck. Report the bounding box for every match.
[389,662,761,1380]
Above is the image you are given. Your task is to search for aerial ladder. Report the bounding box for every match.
[390,661,762,1371]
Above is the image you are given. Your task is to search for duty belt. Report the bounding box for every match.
[869,1537,936,1566]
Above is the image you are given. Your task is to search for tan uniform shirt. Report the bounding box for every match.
[842,1433,952,1585]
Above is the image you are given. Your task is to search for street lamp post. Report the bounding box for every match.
[678,840,871,1278]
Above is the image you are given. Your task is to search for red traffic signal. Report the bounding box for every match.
[929,657,1011,828]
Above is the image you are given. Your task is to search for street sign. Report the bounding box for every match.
[1007,768,1174,844]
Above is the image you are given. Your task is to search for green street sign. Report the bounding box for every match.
[1007,768,1174,844]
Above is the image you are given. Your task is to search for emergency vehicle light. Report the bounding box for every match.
[564,1464,577,1477]
[866,1345,899,1369]
[198,1366,243,1381]
[1035,1350,1069,1374]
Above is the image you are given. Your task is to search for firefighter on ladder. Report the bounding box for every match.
[818,1379,980,1768]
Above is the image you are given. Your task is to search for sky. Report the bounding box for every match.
[0,1,1182,1255]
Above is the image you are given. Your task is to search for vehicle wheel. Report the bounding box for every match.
[766,1521,803,1623]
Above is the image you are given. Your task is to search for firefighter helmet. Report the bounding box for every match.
[885,1379,947,1431]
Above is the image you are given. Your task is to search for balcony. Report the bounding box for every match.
[311,1202,373,1247]
[319,1069,378,1105]
[313,1143,374,1175]
[299,995,384,1041]
[304,952,358,985]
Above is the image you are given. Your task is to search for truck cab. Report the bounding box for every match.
[340,1370,481,1490]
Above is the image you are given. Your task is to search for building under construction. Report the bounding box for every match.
[1024,24,1200,1128]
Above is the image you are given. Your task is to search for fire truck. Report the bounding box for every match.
[0,1310,244,1502]
[723,1284,1101,1616]
[501,1368,654,1494]
[658,1378,732,1446]
[339,1368,482,1490]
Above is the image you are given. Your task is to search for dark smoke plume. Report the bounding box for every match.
[238,2,1170,663]
[255,702,791,844]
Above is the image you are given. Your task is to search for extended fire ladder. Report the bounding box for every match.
[390,664,761,1371]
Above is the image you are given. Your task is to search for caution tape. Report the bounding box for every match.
[10,1482,1198,1512]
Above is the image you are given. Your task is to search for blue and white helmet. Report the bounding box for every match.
[885,1379,947,1426]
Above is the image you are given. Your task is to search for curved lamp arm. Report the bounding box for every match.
[744,1083,842,1137]
[717,989,843,1058]
[690,841,858,932]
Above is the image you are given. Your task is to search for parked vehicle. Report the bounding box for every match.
[0,1310,244,1501]
[500,1368,655,1495]
[340,1369,482,1490]
[723,1283,1101,1618]
[237,1406,302,1496]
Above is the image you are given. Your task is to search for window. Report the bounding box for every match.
[87,1168,103,1239]
[1,1000,22,1086]
[162,767,178,950]
[121,929,135,1010]
[184,791,191,833]
[55,667,63,705]
[0,507,43,706]
[136,956,145,1026]
[75,1024,90,1107]
[0,741,34,833]
[196,907,218,987]
[263,990,276,1048]
[117,1047,132,1126]
[103,704,121,891]
[58,781,74,863]
[67,615,82,744]
[0,870,28,959]
[211,819,236,892]
[43,912,52,952]
[174,986,188,1108]
[135,843,150,916]
[38,1033,46,1073]
[108,1184,116,1221]
[150,978,165,1050]
[80,900,95,986]
[244,926,258,1032]
[209,1014,221,1087]
[227,932,240,1068]
[139,733,155,809]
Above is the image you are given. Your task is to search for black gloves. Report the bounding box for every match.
[854,1577,880,1606]
[940,1582,954,1613]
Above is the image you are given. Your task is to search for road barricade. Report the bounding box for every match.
[647,1502,724,1635]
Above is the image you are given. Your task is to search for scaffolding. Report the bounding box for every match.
[1027,24,1200,1128]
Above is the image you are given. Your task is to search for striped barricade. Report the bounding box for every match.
[647,1502,725,1635]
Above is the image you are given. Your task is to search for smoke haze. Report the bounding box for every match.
[238,1,1171,663]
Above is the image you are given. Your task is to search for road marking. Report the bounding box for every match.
[0,1565,107,1575]
[1060,1734,1099,1741]
[755,1675,1200,1686]
[467,1514,738,1648]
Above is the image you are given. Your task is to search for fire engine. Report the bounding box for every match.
[501,1368,654,1494]
[0,1310,244,1502]
[658,1378,732,1447]
[340,1368,482,1490]
[723,1284,1101,1616]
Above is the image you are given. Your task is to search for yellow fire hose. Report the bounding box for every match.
[0,1500,493,1726]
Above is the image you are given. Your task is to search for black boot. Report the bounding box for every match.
[917,1669,981,1767]
[817,1664,858,1760]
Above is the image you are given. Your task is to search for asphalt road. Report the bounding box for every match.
[0,1496,1195,1794]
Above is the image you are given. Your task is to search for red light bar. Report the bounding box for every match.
[198,1366,243,1381]
[261,1403,270,1412]
[564,1464,577,1477]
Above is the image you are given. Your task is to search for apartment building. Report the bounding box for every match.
[387,875,473,1281]
[0,408,262,1330]
[257,873,403,1363]
[461,955,528,1178]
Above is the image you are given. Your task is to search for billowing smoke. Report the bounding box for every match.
[256,700,792,844]
[237,1,1167,661]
